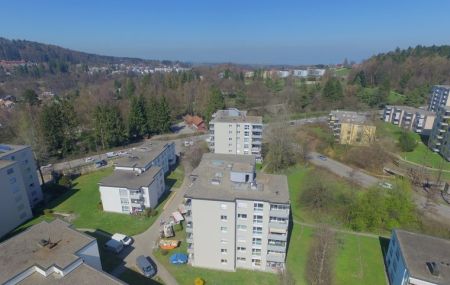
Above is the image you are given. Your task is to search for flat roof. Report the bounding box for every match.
[114,141,173,169]
[99,166,162,189]
[185,153,289,204]
[386,105,435,116]
[0,219,123,284]
[211,109,262,124]
[395,229,450,284]
[329,110,371,124]
[0,144,29,158]
[17,263,125,285]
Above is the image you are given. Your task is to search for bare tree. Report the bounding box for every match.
[278,269,296,285]
[306,226,336,285]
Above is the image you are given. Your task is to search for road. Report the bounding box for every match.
[308,151,380,188]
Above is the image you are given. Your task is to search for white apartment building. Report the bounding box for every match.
[99,166,165,213]
[184,154,290,273]
[382,105,436,135]
[208,109,263,161]
[428,85,450,112]
[386,229,450,285]
[0,160,33,237]
[0,219,125,284]
[99,141,175,214]
[0,144,43,207]
[429,106,450,160]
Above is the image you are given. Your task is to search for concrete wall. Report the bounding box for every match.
[0,162,33,237]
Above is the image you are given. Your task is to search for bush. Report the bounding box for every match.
[194,277,205,285]
[43,209,54,217]
[58,175,72,189]
[398,131,417,152]
[97,201,103,210]
[160,249,169,256]
[144,208,158,217]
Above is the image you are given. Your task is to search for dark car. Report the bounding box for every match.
[317,155,327,161]
[136,255,156,278]
[94,159,107,168]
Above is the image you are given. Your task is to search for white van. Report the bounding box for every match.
[112,233,133,246]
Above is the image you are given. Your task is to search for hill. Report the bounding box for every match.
[0,37,157,65]
[350,45,450,105]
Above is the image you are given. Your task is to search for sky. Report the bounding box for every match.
[1,0,450,65]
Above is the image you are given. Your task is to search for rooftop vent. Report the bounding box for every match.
[38,238,61,249]
[211,178,221,185]
[427,261,440,276]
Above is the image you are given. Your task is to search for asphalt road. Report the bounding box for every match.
[308,151,379,188]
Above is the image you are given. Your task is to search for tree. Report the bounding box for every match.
[322,78,343,101]
[306,226,336,285]
[265,121,298,172]
[204,86,225,122]
[398,131,417,152]
[300,178,336,213]
[155,96,171,133]
[124,78,136,97]
[93,104,127,149]
[128,95,148,139]
[22,89,39,106]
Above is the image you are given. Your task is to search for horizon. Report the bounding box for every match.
[1,0,450,64]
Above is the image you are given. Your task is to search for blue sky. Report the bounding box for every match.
[1,0,450,64]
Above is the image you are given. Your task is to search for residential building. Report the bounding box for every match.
[184,114,206,131]
[184,153,290,272]
[99,141,175,214]
[0,160,33,237]
[307,68,326,77]
[0,144,43,207]
[386,229,450,285]
[99,166,165,213]
[208,108,263,161]
[428,85,450,112]
[329,111,376,145]
[292,69,308,77]
[429,106,450,160]
[276,70,290,78]
[0,219,125,284]
[114,141,176,174]
[382,105,436,135]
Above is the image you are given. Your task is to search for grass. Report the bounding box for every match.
[166,164,185,188]
[286,224,315,285]
[387,90,405,105]
[334,67,351,77]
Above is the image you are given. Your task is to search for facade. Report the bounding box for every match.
[0,144,43,207]
[0,160,33,237]
[99,141,174,214]
[382,105,436,135]
[428,85,450,112]
[329,111,376,145]
[184,153,290,272]
[386,229,450,285]
[208,108,263,161]
[429,106,450,161]
[99,167,165,213]
[0,219,125,284]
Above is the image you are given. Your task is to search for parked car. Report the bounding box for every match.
[117,150,129,156]
[136,255,156,277]
[85,157,94,163]
[184,140,194,147]
[106,151,118,158]
[112,233,133,246]
[104,239,123,254]
[317,155,327,161]
[379,181,393,189]
[95,160,107,168]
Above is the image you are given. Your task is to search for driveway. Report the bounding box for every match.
[308,151,379,188]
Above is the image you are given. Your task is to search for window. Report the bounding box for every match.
[244,144,249,149]
[252,258,261,266]
[221,226,228,233]
[238,213,247,219]
[252,238,262,246]
[221,248,228,254]
[221,259,228,264]
[270,204,289,211]
[120,198,129,204]
[221,215,227,221]
[254,203,263,212]
[237,225,247,231]
[237,246,246,252]
[253,226,262,235]
[244,125,250,130]
[220,203,228,209]
[252,248,262,256]
[121,206,130,212]
[229,124,233,127]
[237,257,246,262]
[253,215,263,224]
[228,143,232,146]
[6,168,14,175]
[244,138,249,142]
[269,217,287,224]
[228,137,232,141]
[244,131,249,136]
[229,130,233,134]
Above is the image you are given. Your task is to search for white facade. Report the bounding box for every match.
[209,109,263,161]
[0,161,33,237]
[428,85,450,112]
[0,145,43,207]
[382,105,436,135]
[292,69,308,77]
[429,106,450,160]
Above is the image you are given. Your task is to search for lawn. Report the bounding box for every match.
[387,90,405,105]
[166,164,185,188]
[334,67,351,77]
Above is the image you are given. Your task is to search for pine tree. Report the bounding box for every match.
[156,96,171,133]
[94,104,126,149]
[128,96,148,139]
[204,86,225,122]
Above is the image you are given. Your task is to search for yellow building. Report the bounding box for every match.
[329,110,376,146]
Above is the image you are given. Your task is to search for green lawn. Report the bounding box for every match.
[335,67,351,77]
[166,164,185,188]
[286,224,315,285]
[387,90,405,105]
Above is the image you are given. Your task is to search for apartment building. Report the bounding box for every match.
[99,141,175,214]
[0,219,125,284]
[329,111,376,145]
[0,160,33,237]
[99,166,165,213]
[428,85,450,112]
[382,105,436,135]
[184,153,290,272]
[208,108,263,161]
[386,229,450,285]
[0,144,43,207]
[429,106,450,161]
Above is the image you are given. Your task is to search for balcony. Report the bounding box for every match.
[130,199,144,208]
[209,136,215,142]
[266,252,286,263]
[269,221,289,230]
[437,135,444,140]
[186,222,193,233]
[252,139,262,145]
[209,124,214,130]
[252,132,262,138]
[186,233,193,243]
[185,199,192,210]
[268,233,288,241]
[269,209,289,218]
[187,244,194,253]
[252,148,261,154]
[252,124,263,130]
[435,142,441,146]
[129,192,143,200]
[267,244,286,252]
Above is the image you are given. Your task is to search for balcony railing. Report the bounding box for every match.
[266,252,286,263]
[268,233,288,241]
[269,208,290,218]
[267,244,286,252]
[268,221,289,229]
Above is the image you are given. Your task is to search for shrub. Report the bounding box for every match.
[97,201,103,210]
[194,277,205,285]
[58,175,72,189]
[144,208,158,217]
[398,131,417,152]
[43,209,54,217]
[160,249,169,256]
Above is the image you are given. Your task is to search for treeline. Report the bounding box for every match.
[350,45,450,106]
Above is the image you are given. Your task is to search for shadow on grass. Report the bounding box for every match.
[379,236,390,277]
[119,267,163,285]
[165,177,178,190]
